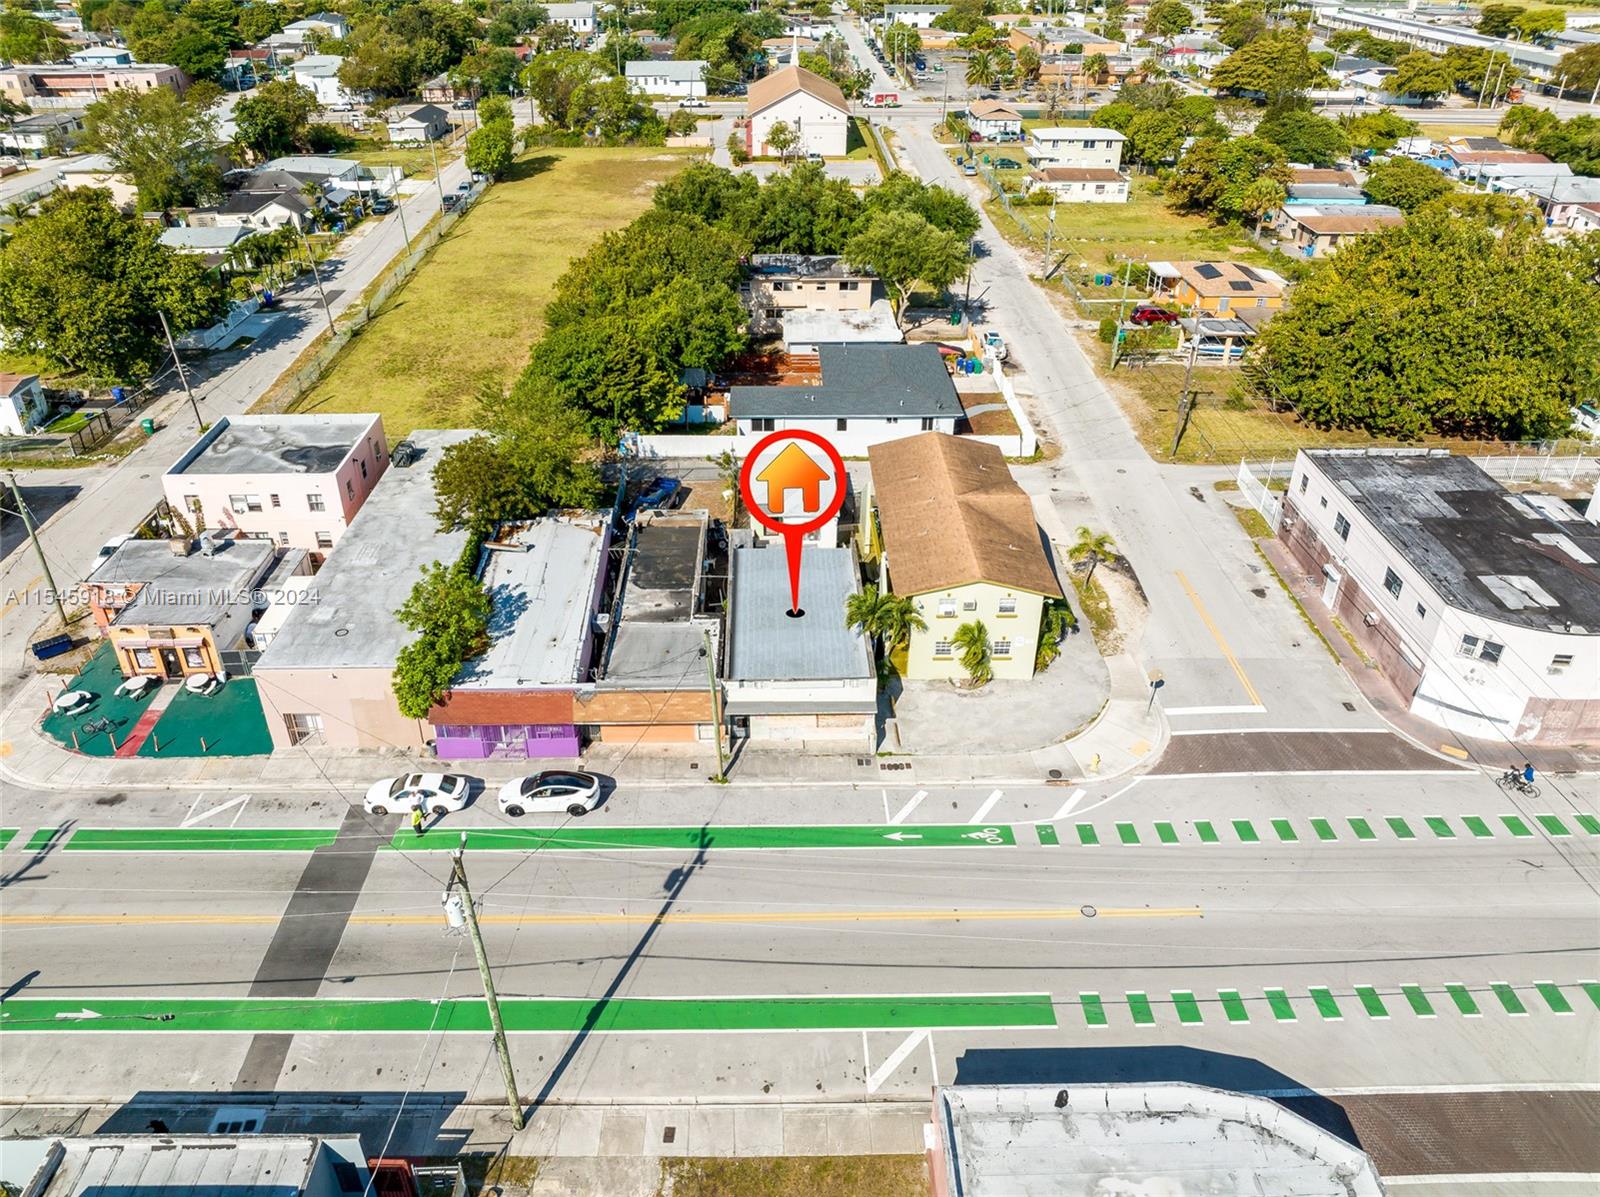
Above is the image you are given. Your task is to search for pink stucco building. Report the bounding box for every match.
[162,414,387,559]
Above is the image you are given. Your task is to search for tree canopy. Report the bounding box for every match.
[1250,206,1599,440]
[1557,43,1600,96]
[1166,135,1291,223]
[82,86,224,210]
[0,189,228,379]
[1254,109,1350,168]
[1361,157,1453,212]
[844,208,968,328]
[232,80,320,164]
[1209,32,1324,104]
[392,560,490,719]
[1341,110,1419,152]
[1387,51,1456,101]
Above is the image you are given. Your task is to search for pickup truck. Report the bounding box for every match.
[981,330,1007,361]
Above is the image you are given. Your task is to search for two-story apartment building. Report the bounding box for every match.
[1027,127,1127,170]
[0,61,185,108]
[744,254,877,334]
[162,414,387,556]
[1281,450,1600,745]
[730,343,961,456]
[870,432,1063,682]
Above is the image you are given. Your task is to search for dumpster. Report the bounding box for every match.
[140,418,155,435]
[30,633,73,661]
[111,386,126,404]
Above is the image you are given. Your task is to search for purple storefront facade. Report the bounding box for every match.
[434,721,582,759]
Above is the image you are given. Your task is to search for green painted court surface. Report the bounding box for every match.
[38,644,161,757]
[0,993,1056,1034]
[136,679,274,757]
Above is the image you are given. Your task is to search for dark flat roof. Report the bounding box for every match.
[1305,451,1600,633]
[731,343,961,420]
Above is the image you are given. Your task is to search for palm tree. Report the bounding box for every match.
[966,50,999,90]
[1083,53,1111,85]
[1069,526,1118,583]
[1015,44,1041,85]
[1034,600,1077,673]
[843,585,926,657]
[952,619,993,688]
[1,199,34,224]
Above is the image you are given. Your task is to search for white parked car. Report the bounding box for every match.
[496,771,603,817]
[364,773,473,816]
[86,533,134,579]
[982,329,1008,361]
[678,96,708,108]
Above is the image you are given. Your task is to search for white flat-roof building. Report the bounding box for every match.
[928,1083,1385,1197]
[290,55,366,108]
[781,302,902,354]
[1283,449,1600,745]
[1028,126,1126,171]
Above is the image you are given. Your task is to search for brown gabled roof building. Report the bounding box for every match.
[868,432,1062,599]
[746,64,848,117]
[1289,167,1358,186]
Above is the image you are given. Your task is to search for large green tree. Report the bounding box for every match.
[1387,51,1456,102]
[466,117,515,178]
[1556,43,1600,95]
[232,80,319,164]
[1209,32,1323,104]
[1145,0,1194,40]
[844,208,968,327]
[1341,110,1419,152]
[0,9,66,62]
[1361,157,1453,212]
[863,171,980,240]
[1254,109,1350,167]
[1250,206,1599,439]
[82,86,224,210]
[751,161,864,253]
[0,189,227,378]
[521,49,603,126]
[1166,135,1291,222]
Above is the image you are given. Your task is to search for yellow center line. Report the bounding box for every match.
[1175,570,1263,707]
[1,907,1203,928]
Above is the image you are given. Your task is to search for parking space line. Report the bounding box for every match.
[1233,819,1260,843]
[1076,823,1099,846]
[1271,818,1297,843]
[1155,821,1179,844]
[1195,820,1219,843]
[1401,985,1436,1018]
[1462,815,1493,838]
[1446,983,1481,1017]
[1349,817,1376,840]
[1386,816,1416,840]
[1354,985,1389,1019]
[1501,815,1533,837]
[1310,817,1336,841]
[1424,817,1454,839]
[888,790,927,825]
[969,790,1004,825]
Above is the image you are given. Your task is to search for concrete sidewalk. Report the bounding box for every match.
[0,656,1165,794]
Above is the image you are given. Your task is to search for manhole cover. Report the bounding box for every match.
[1048,768,1062,779]
[1080,904,1097,918]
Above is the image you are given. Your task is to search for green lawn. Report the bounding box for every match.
[1033,177,1278,271]
[345,137,446,180]
[284,147,689,434]
[42,409,91,433]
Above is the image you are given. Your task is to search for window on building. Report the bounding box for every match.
[307,493,326,512]
[270,494,281,508]
[185,495,202,514]
[1298,475,1308,494]
[345,479,354,500]
[1333,513,1351,541]
[230,494,261,513]
[315,531,334,549]
[284,712,325,746]
[765,307,781,320]
[839,280,859,291]
[183,647,206,668]
[1458,634,1503,665]
[937,599,957,618]
[1415,602,1426,619]
[278,532,290,545]
[133,648,155,669]
[1550,654,1574,674]
[1218,296,1231,312]
[921,417,936,430]
[933,640,954,657]
[1384,568,1403,598]
[836,418,848,431]
[992,639,1013,658]
[751,417,775,431]
[1319,495,1328,509]
[998,597,1017,615]
[773,280,792,291]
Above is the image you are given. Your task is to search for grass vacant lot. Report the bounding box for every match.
[659,1156,927,1197]
[287,147,687,434]
[1037,177,1277,271]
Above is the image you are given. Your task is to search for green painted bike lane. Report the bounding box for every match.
[387,824,1019,852]
[0,993,1055,1034]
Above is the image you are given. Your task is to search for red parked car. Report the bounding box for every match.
[1130,304,1179,326]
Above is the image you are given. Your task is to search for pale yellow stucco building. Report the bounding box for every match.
[869,433,1063,683]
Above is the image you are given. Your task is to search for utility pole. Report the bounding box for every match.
[396,191,411,247]
[6,471,66,627]
[446,838,524,1130]
[430,138,449,209]
[703,627,728,782]
[1477,52,1495,108]
[1169,332,1202,458]
[294,226,337,336]
[157,310,205,430]
[1115,256,1135,324]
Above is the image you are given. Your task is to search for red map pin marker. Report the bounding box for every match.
[739,429,847,617]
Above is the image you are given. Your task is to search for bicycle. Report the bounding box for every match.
[1496,769,1540,799]
[80,716,113,737]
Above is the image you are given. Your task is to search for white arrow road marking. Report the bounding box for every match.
[968,790,1003,824]
[181,793,252,828]
[888,790,927,825]
[867,1029,930,1094]
[882,831,923,842]
[54,1008,100,1021]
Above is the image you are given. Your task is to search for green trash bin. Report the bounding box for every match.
[140,418,155,436]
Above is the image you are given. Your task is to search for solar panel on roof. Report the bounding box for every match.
[1237,265,1264,282]
[1228,280,1251,291]
[1194,264,1222,279]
